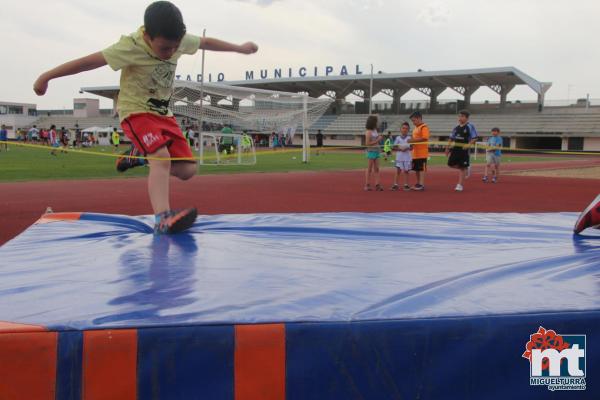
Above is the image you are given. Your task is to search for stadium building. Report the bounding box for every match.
[8,66,600,152]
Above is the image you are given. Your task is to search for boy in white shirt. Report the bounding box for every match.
[391,122,412,191]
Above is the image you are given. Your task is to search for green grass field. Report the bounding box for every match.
[0,143,564,182]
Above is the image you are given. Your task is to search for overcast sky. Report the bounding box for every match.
[3,0,599,109]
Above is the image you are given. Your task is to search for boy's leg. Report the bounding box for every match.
[365,160,372,186]
[147,146,172,215]
[416,170,425,187]
[419,162,426,186]
[120,114,197,233]
[457,168,466,186]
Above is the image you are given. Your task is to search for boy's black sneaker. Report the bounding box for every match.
[574,194,600,234]
[154,208,198,234]
[116,146,145,172]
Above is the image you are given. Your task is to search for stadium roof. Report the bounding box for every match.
[224,66,552,100]
[82,66,551,106]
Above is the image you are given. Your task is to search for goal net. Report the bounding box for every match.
[171,81,332,163]
[198,132,256,165]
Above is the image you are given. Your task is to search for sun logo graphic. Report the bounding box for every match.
[522,326,586,391]
[143,132,159,147]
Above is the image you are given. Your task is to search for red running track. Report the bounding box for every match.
[1,160,598,245]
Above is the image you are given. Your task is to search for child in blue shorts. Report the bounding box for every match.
[364,115,383,191]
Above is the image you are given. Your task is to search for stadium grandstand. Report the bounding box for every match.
[4,66,600,151]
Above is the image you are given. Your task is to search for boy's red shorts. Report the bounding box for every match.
[120,113,194,162]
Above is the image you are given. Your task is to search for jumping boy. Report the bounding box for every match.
[483,127,502,183]
[446,110,478,192]
[391,122,412,191]
[33,1,258,234]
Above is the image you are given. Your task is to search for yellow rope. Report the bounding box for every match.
[1,140,598,161]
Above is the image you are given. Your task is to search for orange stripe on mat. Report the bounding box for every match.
[0,320,47,333]
[235,323,286,400]
[83,329,137,400]
[36,212,82,224]
[0,331,58,400]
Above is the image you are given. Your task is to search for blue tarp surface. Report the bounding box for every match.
[1,212,598,331]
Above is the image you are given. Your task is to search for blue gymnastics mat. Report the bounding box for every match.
[0,212,598,399]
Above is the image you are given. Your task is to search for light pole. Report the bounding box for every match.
[369,64,373,114]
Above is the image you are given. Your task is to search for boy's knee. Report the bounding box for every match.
[174,162,197,180]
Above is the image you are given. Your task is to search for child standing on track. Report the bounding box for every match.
[446,110,478,192]
[408,111,430,191]
[33,1,258,234]
[391,122,412,191]
[483,127,503,183]
[364,115,384,191]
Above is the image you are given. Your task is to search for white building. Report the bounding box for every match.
[0,101,38,138]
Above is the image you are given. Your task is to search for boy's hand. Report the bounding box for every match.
[33,75,49,96]
[239,42,258,54]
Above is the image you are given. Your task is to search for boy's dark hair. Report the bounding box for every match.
[409,111,422,119]
[491,127,500,132]
[401,121,410,128]
[365,115,378,130]
[458,109,471,118]
[145,1,186,41]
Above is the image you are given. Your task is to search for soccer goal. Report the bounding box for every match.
[198,131,256,165]
[171,81,332,164]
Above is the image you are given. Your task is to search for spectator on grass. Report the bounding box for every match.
[60,127,69,152]
[316,129,324,156]
[40,128,49,146]
[27,125,39,143]
[383,131,392,161]
[185,126,195,148]
[0,124,8,151]
[49,125,59,155]
[279,133,286,148]
[112,127,121,152]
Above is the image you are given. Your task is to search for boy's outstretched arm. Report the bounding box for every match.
[34,52,108,96]
[200,37,258,54]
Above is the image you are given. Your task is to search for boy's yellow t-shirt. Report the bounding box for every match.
[112,132,120,144]
[102,27,201,122]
